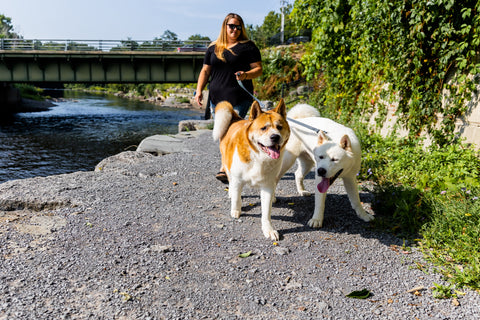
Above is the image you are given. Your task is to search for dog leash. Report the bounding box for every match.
[237,78,322,134]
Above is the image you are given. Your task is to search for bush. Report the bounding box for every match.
[292,0,480,145]
[356,128,480,290]
[14,84,46,101]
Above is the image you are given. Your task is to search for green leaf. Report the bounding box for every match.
[346,289,371,299]
[238,251,253,258]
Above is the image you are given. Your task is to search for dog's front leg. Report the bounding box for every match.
[295,157,315,196]
[342,176,374,222]
[260,186,279,241]
[308,177,327,228]
[229,179,243,219]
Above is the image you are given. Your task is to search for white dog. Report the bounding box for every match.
[276,104,374,228]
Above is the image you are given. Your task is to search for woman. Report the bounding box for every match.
[195,13,262,119]
[195,13,263,183]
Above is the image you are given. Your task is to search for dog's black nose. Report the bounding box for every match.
[317,168,326,177]
[270,134,280,143]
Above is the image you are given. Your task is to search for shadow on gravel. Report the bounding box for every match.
[238,176,402,246]
[221,170,401,245]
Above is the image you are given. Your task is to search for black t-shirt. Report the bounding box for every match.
[203,41,261,106]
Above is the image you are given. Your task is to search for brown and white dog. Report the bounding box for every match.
[212,99,290,240]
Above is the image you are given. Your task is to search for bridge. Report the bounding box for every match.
[0,39,209,84]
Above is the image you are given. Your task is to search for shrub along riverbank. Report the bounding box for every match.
[357,130,480,294]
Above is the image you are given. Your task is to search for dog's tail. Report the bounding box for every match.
[287,103,320,119]
[212,101,243,141]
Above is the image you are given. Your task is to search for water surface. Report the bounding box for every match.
[0,92,202,183]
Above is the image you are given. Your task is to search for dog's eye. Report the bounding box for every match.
[277,125,283,130]
[319,156,324,160]
[261,126,267,131]
[331,158,337,162]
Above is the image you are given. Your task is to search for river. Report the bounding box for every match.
[0,91,203,183]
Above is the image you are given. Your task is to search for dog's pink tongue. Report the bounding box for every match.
[317,178,330,193]
[267,147,280,159]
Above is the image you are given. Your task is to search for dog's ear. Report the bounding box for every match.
[340,135,352,152]
[273,98,287,118]
[249,101,262,120]
[317,131,328,146]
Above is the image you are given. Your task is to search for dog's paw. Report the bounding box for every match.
[263,228,280,241]
[358,212,374,222]
[308,218,323,228]
[231,210,241,219]
[299,191,311,197]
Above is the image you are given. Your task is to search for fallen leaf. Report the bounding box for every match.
[452,298,460,306]
[119,292,132,301]
[346,289,371,299]
[239,251,252,258]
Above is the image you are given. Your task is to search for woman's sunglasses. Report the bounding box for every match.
[227,24,242,31]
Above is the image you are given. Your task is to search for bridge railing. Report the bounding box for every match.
[0,38,210,52]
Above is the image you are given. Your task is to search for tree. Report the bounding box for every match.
[188,34,211,41]
[153,30,182,51]
[160,30,178,41]
[248,4,300,48]
[0,14,21,38]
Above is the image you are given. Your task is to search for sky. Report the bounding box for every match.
[2,0,288,41]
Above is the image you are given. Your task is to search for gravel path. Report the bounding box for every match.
[0,130,479,319]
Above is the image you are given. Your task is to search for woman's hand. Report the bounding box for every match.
[235,62,262,82]
[195,91,204,106]
[195,64,211,106]
[235,71,247,81]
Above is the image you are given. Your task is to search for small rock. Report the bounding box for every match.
[285,280,302,290]
[274,246,290,255]
[150,245,173,253]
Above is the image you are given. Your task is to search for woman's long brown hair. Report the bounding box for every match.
[212,13,250,62]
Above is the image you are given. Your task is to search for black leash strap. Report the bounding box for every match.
[237,79,322,134]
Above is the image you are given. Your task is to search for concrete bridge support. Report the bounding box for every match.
[0,83,21,110]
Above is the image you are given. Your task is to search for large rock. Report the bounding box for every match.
[136,135,186,155]
[95,130,211,176]
[136,130,211,155]
[178,119,213,132]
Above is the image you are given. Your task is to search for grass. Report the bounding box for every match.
[15,84,47,101]
[356,129,480,292]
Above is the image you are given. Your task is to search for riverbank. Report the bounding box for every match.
[0,97,56,115]
[16,98,56,112]
[0,130,479,319]
[70,86,208,112]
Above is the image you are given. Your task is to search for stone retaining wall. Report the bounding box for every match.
[372,83,480,150]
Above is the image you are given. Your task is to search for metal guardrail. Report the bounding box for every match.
[0,38,210,52]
